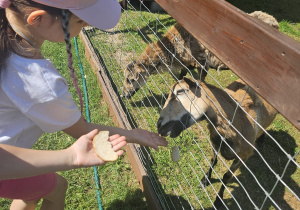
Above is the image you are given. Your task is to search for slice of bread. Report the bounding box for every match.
[93,131,118,162]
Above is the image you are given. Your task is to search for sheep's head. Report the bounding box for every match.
[248,11,279,29]
[122,62,148,98]
[157,77,209,138]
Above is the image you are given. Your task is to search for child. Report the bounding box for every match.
[0,129,127,209]
[0,129,126,179]
[0,0,168,209]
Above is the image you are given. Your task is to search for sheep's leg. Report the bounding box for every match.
[198,64,209,82]
[201,151,218,187]
[179,65,197,80]
[256,133,266,146]
[217,66,221,76]
[179,68,188,79]
[214,158,243,209]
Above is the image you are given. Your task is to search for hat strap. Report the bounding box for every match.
[9,23,40,51]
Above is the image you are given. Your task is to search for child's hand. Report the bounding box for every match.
[129,129,168,151]
[69,129,127,168]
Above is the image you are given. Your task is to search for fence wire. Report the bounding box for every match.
[82,1,300,209]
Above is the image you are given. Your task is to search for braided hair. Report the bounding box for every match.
[0,6,11,70]
[61,9,83,113]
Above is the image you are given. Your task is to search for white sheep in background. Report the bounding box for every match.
[122,11,279,98]
[157,77,277,208]
[248,11,279,29]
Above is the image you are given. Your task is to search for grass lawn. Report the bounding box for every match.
[1,1,299,209]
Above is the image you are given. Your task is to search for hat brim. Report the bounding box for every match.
[70,0,121,30]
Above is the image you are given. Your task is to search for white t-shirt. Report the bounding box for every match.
[0,53,81,148]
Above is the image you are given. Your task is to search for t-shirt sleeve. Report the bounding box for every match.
[1,56,82,133]
[25,91,81,133]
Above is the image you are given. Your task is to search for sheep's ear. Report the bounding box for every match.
[126,62,134,71]
[183,77,197,88]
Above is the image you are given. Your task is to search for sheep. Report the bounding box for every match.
[122,22,209,98]
[248,11,279,30]
[156,77,277,208]
[122,11,279,98]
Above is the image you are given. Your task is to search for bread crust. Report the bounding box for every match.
[93,131,118,162]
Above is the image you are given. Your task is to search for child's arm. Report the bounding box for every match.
[63,116,168,151]
[0,129,126,180]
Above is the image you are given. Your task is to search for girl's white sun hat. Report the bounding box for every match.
[32,0,121,30]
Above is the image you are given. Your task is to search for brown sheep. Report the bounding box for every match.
[157,77,277,208]
[122,22,209,98]
[122,11,279,98]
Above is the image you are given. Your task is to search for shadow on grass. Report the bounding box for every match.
[132,129,299,209]
[130,92,167,108]
[0,198,11,209]
[137,146,196,210]
[106,183,193,210]
[138,17,177,44]
[106,189,147,210]
[222,130,299,209]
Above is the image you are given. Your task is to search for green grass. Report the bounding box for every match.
[1,1,299,209]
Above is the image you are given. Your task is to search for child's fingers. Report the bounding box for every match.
[110,135,126,146]
[116,150,124,156]
[109,134,121,141]
[112,139,127,151]
[85,129,99,140]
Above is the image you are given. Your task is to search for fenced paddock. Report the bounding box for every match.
[80,0,300,209]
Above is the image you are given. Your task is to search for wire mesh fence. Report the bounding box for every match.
[81,1,300,209]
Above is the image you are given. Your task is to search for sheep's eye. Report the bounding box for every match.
[176,89,186,95]
[127,78,135,83]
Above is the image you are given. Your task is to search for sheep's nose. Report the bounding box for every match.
[157,117,164,130]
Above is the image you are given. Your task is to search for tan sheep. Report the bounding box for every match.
[157,77,277,208]
[122,11,279,98]
[248,11,279,30]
